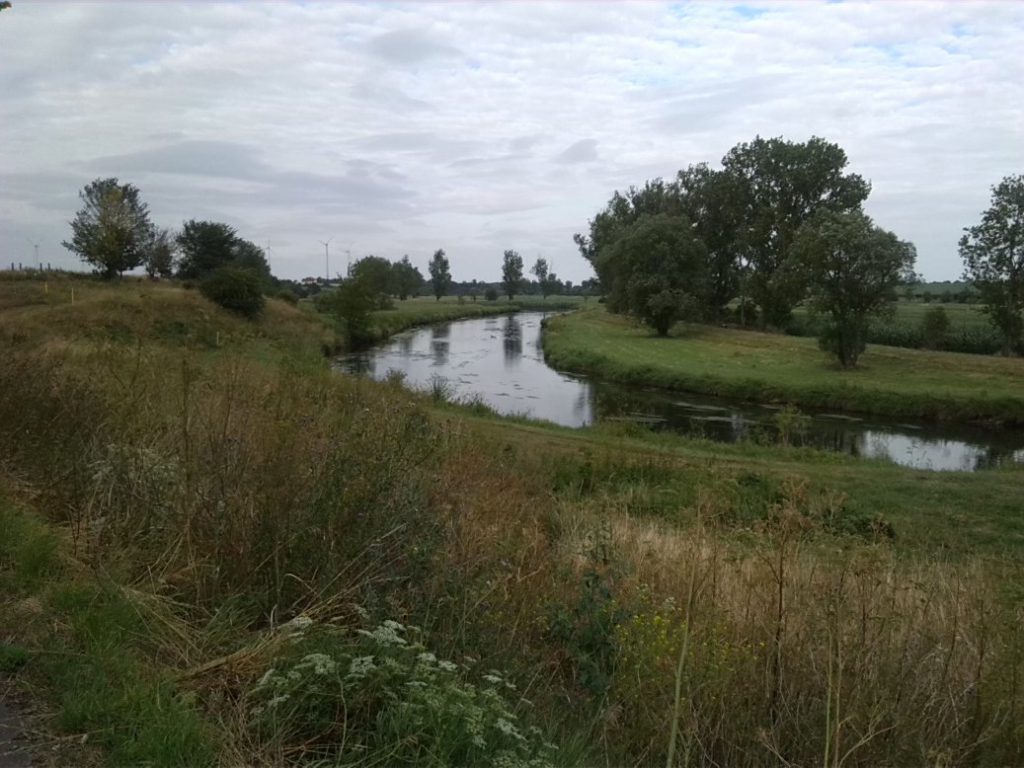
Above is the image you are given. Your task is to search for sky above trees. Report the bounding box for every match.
[1,1,1021,282]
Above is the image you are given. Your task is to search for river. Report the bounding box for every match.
[337,311,1024,472]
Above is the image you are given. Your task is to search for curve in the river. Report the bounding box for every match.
[337,311,1024,473]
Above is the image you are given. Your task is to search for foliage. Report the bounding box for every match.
[429,248,452,301]
[394,255,425,300]
[790,210,915,367]
[199,266,265,319]
[531,257,558,299]
[349,255,395,309]
[921,305,951,350]
[62,177,154,278]
[723,136,871,327]
[960,174,1024,355]
[502,250,524,300]
[485,287,499,301]
[176,220,271,283]
[246,620,556,767]
[144,227,177,278]
[598,213,708,335]
[318,276,377,347]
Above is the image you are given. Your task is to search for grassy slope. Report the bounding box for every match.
[543,307,1024,424]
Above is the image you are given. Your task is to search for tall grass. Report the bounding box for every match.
[1,282,1022,766]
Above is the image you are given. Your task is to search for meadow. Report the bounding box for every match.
[543,307,1024,425]
[2,275,1023,767]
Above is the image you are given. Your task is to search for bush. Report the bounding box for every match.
[199,267,265,319]
[921,306,951,350]
[485,287,499,302]
[276,289,298,306]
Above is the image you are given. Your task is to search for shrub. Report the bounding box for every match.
[276,289,298,306]
[921,306,951,350]
[199,267,264,319]
[245,619,557,767]
[485,287,499,302]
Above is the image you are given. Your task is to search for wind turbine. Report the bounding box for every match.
[319,238,333,282]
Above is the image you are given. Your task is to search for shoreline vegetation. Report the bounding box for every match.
[542,306,1024,426]
[3,276,1024,767]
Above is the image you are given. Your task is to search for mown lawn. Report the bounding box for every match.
[543,307,1024,424]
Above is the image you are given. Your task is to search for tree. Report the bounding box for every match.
[676,163,746,319]
[144,227,176,278]
[62,177,154,278]
[393,255,424,300]
[573,179,682,295]
[722,136,871,327]
[790,210,915,368]
[960,174,1024,355]
[428,249,451,301]
[531,257,558,298]
[317,276,375,348]
[176,221,238,279]
[232,237,272,284]
[599,213,709,335]
[348,255,394,309]
[502,250,524,300]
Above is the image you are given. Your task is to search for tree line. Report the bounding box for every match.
[576,137,1023,362]
[574,136,918,367]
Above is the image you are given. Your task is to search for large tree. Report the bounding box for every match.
[176,220,238,279]
[675,164,746,319]
[599,213,709,336]
[573,179,682,294]
[960,174,1024,356]
[791,210,915,368]
[721,136,871,327]
[502,249,524,300]
[62,178,154,278]
[176,220,271,284]
[428,249,451,301]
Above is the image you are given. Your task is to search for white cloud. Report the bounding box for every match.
[0,1,1021,281]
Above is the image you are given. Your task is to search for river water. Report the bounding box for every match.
[337,312,1024,472]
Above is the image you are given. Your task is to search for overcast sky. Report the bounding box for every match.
[2,1,1022,283]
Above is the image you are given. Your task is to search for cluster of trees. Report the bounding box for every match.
[960,174,1024,356]
[63,177,275,316]
[575,136,916,366]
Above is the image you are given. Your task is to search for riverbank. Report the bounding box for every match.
[542,307,1024,425]
[3,279,1024,766]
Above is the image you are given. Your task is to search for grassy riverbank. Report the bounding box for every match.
[543,307,1024,425]
[2,278,1023,766]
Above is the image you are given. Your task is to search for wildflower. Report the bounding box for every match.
[268,694,290,708]
[348,655,376,678]
[417,652,437,665]
[438,660,458,672]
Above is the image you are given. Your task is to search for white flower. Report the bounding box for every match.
[417,652,437,665]
[437,660,458,672]
[348,655,377,678]
[483,674,503,685]
[268,694,290,708]
[301,653,337,675]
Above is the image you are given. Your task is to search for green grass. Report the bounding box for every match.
[543,307,1024,424]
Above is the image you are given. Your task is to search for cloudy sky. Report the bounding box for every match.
[2,1,1022,283]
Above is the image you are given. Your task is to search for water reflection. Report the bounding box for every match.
[336,312,1024,473]
[503,315,522,365]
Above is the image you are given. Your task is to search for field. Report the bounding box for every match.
[543,307,1024,424]
[2,276,1024,767]
[787,300,1001,354]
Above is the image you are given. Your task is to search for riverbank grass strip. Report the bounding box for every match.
[542,308,1024,425]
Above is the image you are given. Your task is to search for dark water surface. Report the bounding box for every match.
[338,312,1024,472]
